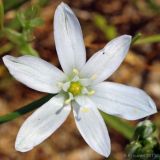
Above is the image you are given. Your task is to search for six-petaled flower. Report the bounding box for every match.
[3,2,157,157]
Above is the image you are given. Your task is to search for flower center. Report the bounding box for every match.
[68,81,82,96]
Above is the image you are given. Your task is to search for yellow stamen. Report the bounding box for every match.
[81,106,90,113]
[64,98,71,105]
[73,68,79,75]
[88,90,95,96]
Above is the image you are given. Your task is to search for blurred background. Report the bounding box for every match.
[0,0,160,159]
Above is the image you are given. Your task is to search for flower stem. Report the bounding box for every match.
[101,112,134,140]
[131,33,142,45]
[133,34,160,45]
[0,94,54,124]
[0,0,4,30]
[3,0,27,12]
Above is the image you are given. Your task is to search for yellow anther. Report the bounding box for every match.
[90,74,97,80]
[64,98,71,105]
[73,68,79,75]
[88,90,95,96]
[81,106,90,113]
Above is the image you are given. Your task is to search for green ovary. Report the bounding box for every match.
[68,81,82,96]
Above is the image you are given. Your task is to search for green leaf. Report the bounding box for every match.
[19,43,39,56]
[146,0,160,12]
[93,13,117,40]
[93,14,107,31]
[38,0,51,6]
[126,120,160,160]
[3,0,26,12]
[126,141,142,156]
[29,18,44,27]
[25,5,40,19]
[0,94,53,124]
[3,28,39,56]
[133,120,156,140]
[134,34,160,45]
[0,0,4,30]
[131,33,142,45]
[3,28,24,45]
[101,111,134,140]
[16,12,26,28]
[16,10,43,29]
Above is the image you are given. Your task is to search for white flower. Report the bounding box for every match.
[3,2,157,157]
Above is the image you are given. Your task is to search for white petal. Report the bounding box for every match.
[73,96,111,157]
[54,2,86,74]
[3,55,65,93]
[15,95,71,152]
[91,82,157,120]
[80,35,131,84]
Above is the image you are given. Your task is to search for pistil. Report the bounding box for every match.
[68,81,82,96]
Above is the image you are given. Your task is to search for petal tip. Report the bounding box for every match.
[2,55,14,67]
[97,145,111,158]
[57,1,68,11]
[101,145,111,158]
[103,139,111,158]
[59,1,66,6]
[2,55,10,62]
[15,141,33,153]
[122,34,132,43]
[148,96,157,114]
[55,2,68,20]
[124,34,132,38]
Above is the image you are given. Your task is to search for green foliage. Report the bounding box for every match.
[4,28,24,45]
[93,13,160,45]
[38,0,51,6]
[0,0,4,30]
[126,120,160,160]
[3,0,26,12]
[101,112,134,140]
[16,5,43,29]
[131,33,142,45]
[93,13,117,40]
[2,28,39,56]
[131,33,160,46]
[134,120,156,140]
[13,5,44,56]
[0,94,53,124]
[146,0,160,13]
[0,1,47,56]
[134,34,160,45]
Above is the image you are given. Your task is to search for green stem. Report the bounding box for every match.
[0,94,53,124]
[101,112,134,140]
[0,0,4,30]
[0,94,134,140]
[146,0,160,12]
[3,0,27,12]
[134,34,160,45]
[131,33,142,45]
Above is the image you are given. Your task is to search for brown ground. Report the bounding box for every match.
[0,0,160,160]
